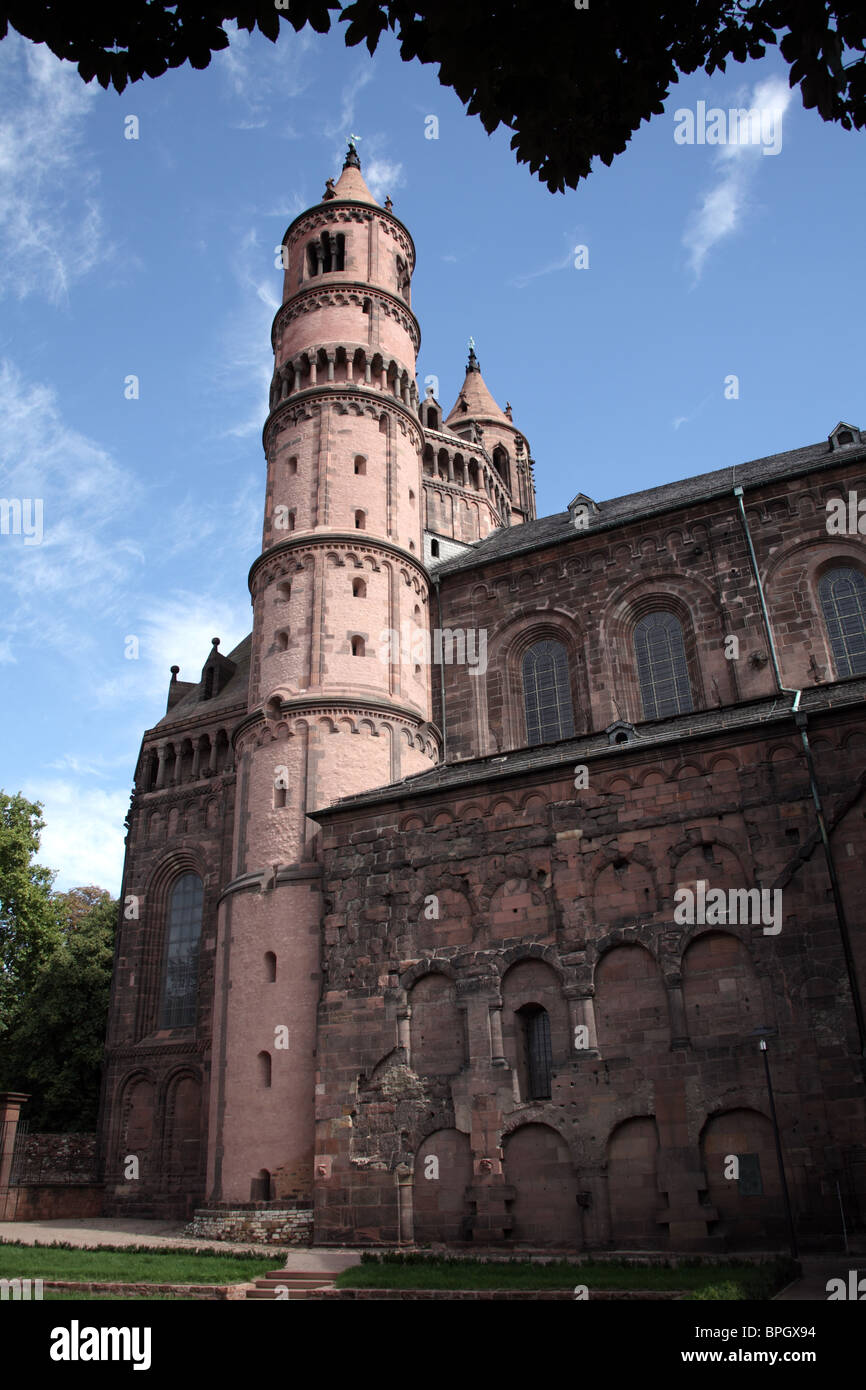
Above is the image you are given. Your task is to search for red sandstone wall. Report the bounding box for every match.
[312,711,866,1248]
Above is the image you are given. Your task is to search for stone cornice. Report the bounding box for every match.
[271,281,420,355]
[309,682,866,819]
[142,700,247,745]
[231,695,432,748]
[129,773,236,808]
[263,384,424,454]
[248,531,429,594]
[218,861,323,904]
[281,199,416,267]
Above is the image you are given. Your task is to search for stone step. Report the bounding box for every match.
[246,1274,337,1301]
[257,1271,338,1284]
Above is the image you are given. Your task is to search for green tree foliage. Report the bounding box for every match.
[0,885,118,1131]
[0,2,863,191]
[0,791,62,1028]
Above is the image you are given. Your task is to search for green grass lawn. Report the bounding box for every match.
[0,1242,275,1285]
[336,1255,796,1298]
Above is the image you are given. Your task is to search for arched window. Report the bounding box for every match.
[522,640,575,745]
[277,580,291,601]
[352,578,366,598]
[518,1004,552,1100]
[264,951,277,982]
[287,457,298,476]
[634,611,693,719]
[160,873,203,1028]
[354,456,366,475]
[276,629,289,651]
[819,567,866,677]
[354,510,366,530]
[258,1051,272,1088]
[351,636,365,657]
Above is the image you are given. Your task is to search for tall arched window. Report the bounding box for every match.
[819,567,866,677]
[518,1005,552,1100]
[634,612,693,719]
[160,873,203,1028]
[522,640,575,745]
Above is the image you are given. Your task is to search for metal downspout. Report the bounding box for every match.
[734,486,866,1055]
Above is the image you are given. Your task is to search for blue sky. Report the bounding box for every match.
[0,22,863,894]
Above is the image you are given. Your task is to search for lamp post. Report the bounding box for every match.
[749,1026,798,1261]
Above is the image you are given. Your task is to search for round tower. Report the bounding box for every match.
[206,145,437,1211]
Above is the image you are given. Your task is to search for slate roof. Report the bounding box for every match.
[311,677,866,818]
[436,434,866,578]
[154,633,252,729]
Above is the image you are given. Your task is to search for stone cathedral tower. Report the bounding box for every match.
[99,143,865,1250]
[206,144,438,1205]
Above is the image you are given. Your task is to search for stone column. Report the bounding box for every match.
[208,737,219,776]
[0,1092,30,1220]
[326,353,335,383]
[155,744,168,789]
[191,739,202,781]
[566,987,599,1056]
[666,974,690,1049]
[397,1010,410,1064]
[488,1004,507,1067]
[396,1165,413,1244]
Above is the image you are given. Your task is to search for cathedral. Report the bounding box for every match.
[98,143,866,1250]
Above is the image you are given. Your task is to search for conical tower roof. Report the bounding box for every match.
[445,343,512,427]
[325,140,379,207]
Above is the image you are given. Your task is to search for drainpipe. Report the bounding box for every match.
[733,486,866,1055]
[433,573,447,764]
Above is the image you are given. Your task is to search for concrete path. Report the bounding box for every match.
[0,1218,360,1269]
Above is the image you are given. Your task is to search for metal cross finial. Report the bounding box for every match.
[468,335,475,351]
[348,132,362,146]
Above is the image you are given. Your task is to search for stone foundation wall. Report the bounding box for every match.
[17,1133,98,1184]
[185,1204,313,1245]
[3,1185,104,1220]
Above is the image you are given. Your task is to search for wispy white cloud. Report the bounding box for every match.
[0,35,109,302]
[94,591,251,710]
[0,360,144,660]
[364,156,405,204]
[326,65,374,145]
[215,20,314,130]
[208,225,281,439]
[510,245,577,290]
[671,391,714,431]
[22,778,130,895]
[681,76,793,281]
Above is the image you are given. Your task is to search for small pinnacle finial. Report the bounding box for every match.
[323,176,336,200]
[384,195,393,212]
[344,134,361,169]
[212,637,220,649]
[505,401,513,420]
[170,665,180,678]
[467,337,480,371]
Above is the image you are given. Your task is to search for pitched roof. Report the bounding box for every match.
[436,433,866,577]
[331,161,378,207]
[311,678,866,817]
[445,347,512,428]
[154,633,252,728]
